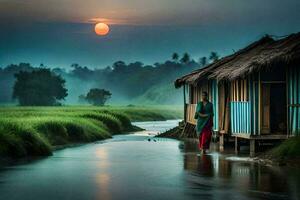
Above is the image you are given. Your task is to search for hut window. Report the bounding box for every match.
[231,79,248,101]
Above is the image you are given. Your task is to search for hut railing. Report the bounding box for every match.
[186,103,197,125]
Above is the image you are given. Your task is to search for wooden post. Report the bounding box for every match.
[183,85,187,122]
[250,139,256,157]
[235,136,240,154]
[286,68,289,137]
[258,72,261,135]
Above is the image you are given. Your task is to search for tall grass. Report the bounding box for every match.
[269,136,300,159]
[0,105,183,158]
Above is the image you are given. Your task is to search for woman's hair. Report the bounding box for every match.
[202,91,208,96]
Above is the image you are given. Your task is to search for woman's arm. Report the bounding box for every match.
[194,103,202,119]
[199,103,214,118]
[199,113,208,117]
[194,105,199,119]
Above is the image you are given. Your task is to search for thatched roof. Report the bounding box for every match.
[175,32,300,88]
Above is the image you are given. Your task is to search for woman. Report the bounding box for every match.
[194,91,214,154]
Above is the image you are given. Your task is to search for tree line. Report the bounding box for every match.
[0,52,219,106]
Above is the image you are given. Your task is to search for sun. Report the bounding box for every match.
[94,23,110,36]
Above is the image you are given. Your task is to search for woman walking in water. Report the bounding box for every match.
[194,91,214,154]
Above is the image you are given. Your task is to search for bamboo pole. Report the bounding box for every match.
[183,84,187,122]
[241,80,243,101]
[286,68,290,136]
[244,79,247,101]
[258,72,261,135]
[295,68,299,135]
[237,80,239,101]
[233,80,236,101]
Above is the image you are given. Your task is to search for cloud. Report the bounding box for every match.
[86,18,130,25]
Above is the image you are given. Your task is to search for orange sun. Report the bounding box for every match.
[95,23,110,36]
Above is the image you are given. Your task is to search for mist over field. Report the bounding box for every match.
[0,59,200,105]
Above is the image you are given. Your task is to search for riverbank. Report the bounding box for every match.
[256,136,300,168]
[0,106,183,159]
[155,122,184,139]
[157,124,300,168]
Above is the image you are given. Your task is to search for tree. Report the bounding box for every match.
[209,51,219,62]
[180,53,191,64]
[199,57,207,67]
[78,94,87,104]
[85,88,112,106]
[13,69,68,106]
[172,53,179,62]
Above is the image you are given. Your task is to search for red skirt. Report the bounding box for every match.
[198,119,213,150]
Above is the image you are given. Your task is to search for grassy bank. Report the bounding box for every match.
[267,136,300,159]
[0,105,183,158]
[257,136,300,167]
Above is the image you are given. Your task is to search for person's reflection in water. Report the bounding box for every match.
[197,155,214,177]
[183,153,214,177]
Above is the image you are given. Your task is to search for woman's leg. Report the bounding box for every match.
[198,134,202,150]
[201,127,212,152]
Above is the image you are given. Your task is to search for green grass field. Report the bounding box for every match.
[0,105,183,158]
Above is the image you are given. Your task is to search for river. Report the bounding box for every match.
[0,120,299,200]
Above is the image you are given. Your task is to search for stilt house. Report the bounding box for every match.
[175,33,300,156]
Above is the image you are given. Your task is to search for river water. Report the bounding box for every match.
[0,120,299,200]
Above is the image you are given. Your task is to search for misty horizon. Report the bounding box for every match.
[1,0,300,69]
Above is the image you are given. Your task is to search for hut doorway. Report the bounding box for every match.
[261,83,287,134]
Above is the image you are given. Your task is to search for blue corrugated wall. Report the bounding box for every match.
[288,66,300,136]
[211,80,219,131]
[230,102,252,134]
[231,78,258,135]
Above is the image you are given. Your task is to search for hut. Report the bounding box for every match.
[175,33,300,156]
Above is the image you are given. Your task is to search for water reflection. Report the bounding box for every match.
[181,139,300,200]
[96,174,111,200]
[0,120,299,200]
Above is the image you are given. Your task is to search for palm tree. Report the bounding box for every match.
[209,51,219,62]
[172,53,179,62]
[199,57,207,67]
[180,53,190,64]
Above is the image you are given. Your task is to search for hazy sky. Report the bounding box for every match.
[1,0,300,68]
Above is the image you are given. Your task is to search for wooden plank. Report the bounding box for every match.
[236,80,239,101]
[234,133,288,140]
[233,81,236,101]
[186,104,197,125]
[241,79,244,101]
[244,79,247,101]
[261,84,271,134]
[231,82,233,101]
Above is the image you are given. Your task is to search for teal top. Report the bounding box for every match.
[194,101,214,136]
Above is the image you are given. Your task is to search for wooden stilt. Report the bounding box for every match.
[250,139,256,157]
[219,134,224,152]
[235,136,240,154]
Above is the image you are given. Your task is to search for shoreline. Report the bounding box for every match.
[156,125,300,168]
[0,128,147,168]
[0,106,182,159]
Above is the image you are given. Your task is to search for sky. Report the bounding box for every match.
[1,0,300,69]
